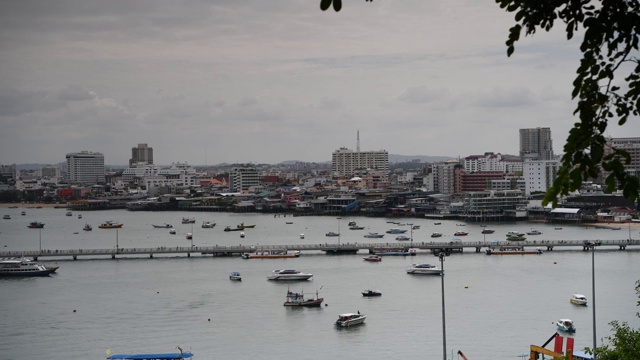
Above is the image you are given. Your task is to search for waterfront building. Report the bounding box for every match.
[488,177,526,192]
[65,151,105,185]
[523,159,561,195]
[229,167,260,192]
[130,143,153,167]
[458,171,506,192]
[332,147,389,177]
[122,163,160,184]
[431,160,461,195]
[462,190,529,219]
[519,127,554,160]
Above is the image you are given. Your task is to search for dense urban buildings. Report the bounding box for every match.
[519,127,554,160]
[229,167,260,192]
[605,137,640,178]
[65,151,105,185]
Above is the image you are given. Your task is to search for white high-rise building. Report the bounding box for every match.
[230,167,260,192]
[520,127,554,160]
[66,151,105,184]
[523,159,561,195]
[332,131,389,178]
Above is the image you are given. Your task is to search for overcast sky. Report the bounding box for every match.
[1,0,635,166]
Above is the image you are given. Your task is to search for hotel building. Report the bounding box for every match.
[519,127,554,160]
[65,151,105,184]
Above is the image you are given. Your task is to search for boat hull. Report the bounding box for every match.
[0,267,58,277]
[283,298,324,307]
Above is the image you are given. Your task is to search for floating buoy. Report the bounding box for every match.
[208,318,211,322]
[73,309,76,312]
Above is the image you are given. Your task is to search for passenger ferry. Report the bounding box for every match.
[0,258,58,276]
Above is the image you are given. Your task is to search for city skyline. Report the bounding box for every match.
[2,1,638,166]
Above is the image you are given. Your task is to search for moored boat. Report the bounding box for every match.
[506,235,527,241]
[406,263,442,275]
[431,232,443,238]
[526,229,542,235]
[454,231,468,236]
[27,221,45,228]
[361,290,381,297]
[349,225,365,230]
[237,223,255,229]
[485,246,542,255]
[83,223,92,231]
[242,250,300,259]
[66,211,73,216]
[106,351,194,359]
[98,221,123,229]
[181,217,196,224]
[386,228,407,234]
[335,312,366,327]
[481,229,495,234]
[570,294,588,306]
[186,233,192,240]
[283,288,323,307]
[152,223,173,228]
[224,226,243,232]
[0,257,58,276]
[325,231,340,237]
[363,232,384,238]
[201,221,216,228]
[229,272,242,281]
[169,228,177,235]
[267,269,313,281]
[3,215,11,220]
[557,319,576,332]
[395,235,411,241]
[363,255,382,262]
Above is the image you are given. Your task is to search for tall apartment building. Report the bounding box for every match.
[332,147,389,177]
[523,159,561,195]
[130,143,154,167]
[431,160,461,195]
[519,127,554,160]
[605,137,640,178]
[36,165,61,180]
[229,167,260,192]
[0,164,17,182]
[65,151,105,184]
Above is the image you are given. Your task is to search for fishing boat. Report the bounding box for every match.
[335,312,366,327]
[453,231,468,236]
[434,222,442,225]
[181,217,196,224]
[3,215,10,220]
[557,319,576,332]
[98,221,123,229]
[106,351,194,359]
[570,294,588,306]
[229,272,242,281]
[83,223,93,231]
[283,288,323,307]
[481,229,495,234]
[349,225,365,230]
[506,231,525,237]
[0,257,58,277]
[361,289,381,297]
[412,225,420,230]
[237,223,255,229]
[152,223,173,229]
[242,250,300,259]
[66,211,73,216]
[526,229,542,235]
[325,231,340,237]
[363,255,382,262]
[431,232,443,238]
[395,235,411,241]
[27,221,45,228]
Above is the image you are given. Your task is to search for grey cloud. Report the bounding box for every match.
[396,86,447,104]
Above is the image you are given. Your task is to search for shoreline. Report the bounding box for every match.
[0,203,60,208]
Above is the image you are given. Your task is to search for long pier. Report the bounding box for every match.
[1,239,639,261]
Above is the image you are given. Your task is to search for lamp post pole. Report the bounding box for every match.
[591,242,598,359]
[408,223,413,246]
[116,229,119,254]
[439,252,447,360]
[39,228,42,253]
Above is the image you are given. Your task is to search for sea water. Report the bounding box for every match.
[0,208,639,359]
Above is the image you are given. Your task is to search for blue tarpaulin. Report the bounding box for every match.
[344,201,358,211]
[107,353,193,359]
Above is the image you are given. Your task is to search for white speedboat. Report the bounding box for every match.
[229,272,242,281]
[570,294,588,306]
[0,258,58,277]
[169,228,177,235]
[527,229,542,235]
[406,263,442,275]
[395,235,411,241]
[386,228,407,234]
[335,312,366,327]
[557,319,576,332]
[267,269,313,281]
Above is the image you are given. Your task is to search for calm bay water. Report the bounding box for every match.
[1,207,639,359]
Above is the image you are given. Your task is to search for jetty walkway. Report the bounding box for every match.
[1,239,639,261]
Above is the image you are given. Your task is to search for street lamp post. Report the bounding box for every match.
[116,229,119,254]
[591,242,599,359]
[39,228,42,253]
[438,252,447,360]
[408,223,414,246]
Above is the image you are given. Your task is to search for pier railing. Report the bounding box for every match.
[1,238,639,261]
